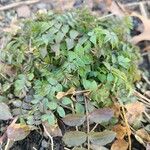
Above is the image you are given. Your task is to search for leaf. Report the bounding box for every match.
[62,114,85,126]
[63,131,87,147]
[75,103,85,114]
[61,24,69,34]
[57,106,65,117]
[66,38,74,50]
[82,79,97,91]
[136,129,150,142]
[131,12,150,44]
[0,103,12,120]
[61,97,72,105]
[48,101,57,110]
[88,108,114,124]
[112,124,127,139]
[51,43,60,56]
[55,31,64,43]
[111,139,128,150]
[90,35,96,45]
[41,113,56,125]
[7,123,32,141]
[89,130,116,145]
[43,122,62,137]
[70,30,79,39]
[125,101,145,125]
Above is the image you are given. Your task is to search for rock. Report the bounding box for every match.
[16,5,31,18]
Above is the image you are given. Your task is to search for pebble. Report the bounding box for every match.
[16,5,31,18]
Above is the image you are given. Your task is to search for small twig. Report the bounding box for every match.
[4,139,11,150]
[144,111,150,121]
[0,0,40,11]
[121,106,132,150]
[84,96,90,150]
[124,1,150,7]
[134,90,150,103]
[91,123,98,132]
[43,125,54,150]
[99,13,115,20]
[142,74,150,86]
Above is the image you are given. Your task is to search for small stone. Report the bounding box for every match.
[16,5,31,18]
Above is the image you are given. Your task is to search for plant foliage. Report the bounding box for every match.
[0,9,140,127]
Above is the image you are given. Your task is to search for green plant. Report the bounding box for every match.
[0,8,141,148]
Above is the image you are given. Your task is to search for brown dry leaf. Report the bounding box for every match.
[6,123,35,141]
[131,12,150,44]
[111,139,128,150]
[16,5,31,18]
[136,128,150,143]
[43,122,62,137]
[108,1,126,17]
[125,101,145,125]
[112,103,120,118]
[112,124,127,139]
[0,62,16,77]
[56,87,75,99]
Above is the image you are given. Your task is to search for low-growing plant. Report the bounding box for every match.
[0,8,141,148]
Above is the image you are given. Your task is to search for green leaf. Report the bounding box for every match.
[41,113,55,125]
[62,114,85,126]
[66,38,74,50]
[107,73,114,82]
[69,30,79,39]
[2,82,11,92]
[63,131,87,147]
[48,101,58,110]
[0,103,12,120]
[90,35,96,45]
[57,106,65,117]
[55,31,64,43]
[61,97,72,105]
[89,130,116,145]
[61,24,69,34]
[75,103,85,114]
[82,79,97,91]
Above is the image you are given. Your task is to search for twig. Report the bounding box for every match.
[84,96,90,150]
[142,74,150,86]
[4,139,11,150]
[121,106,132,150]
[134,90,150,103]
[124,1,150,7]
[0,0,40,11]
[43,125,54,150]
[91,123,98,132]
[144,111,150,121]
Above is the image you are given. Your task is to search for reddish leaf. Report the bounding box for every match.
[62,114,85,126]
[88,108,114,123]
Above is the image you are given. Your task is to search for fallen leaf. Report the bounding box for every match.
[16,5,31,18]
[136,128,150,142]
[43,122,62,137]
[0,102,12,120]
[125,101,145,125]
[63,131,87,147]
[6,123,31,141]
[131,12,150,44]
[112,124,127,139]
[89,130,116,145]
[88,108,114,123]
[90,144,109,150]
[112,103,120,118]
[56,87,75,99]
[111,139,128,150]
[62,114,85,126]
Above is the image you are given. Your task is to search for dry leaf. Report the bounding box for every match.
[7,123,31,141]
[112,124,127,139]
[131,12,150,44]
[111,139,128,150]
[43,122,62,137]
[56,87,75,99]
[112,103,120,118]
[125,101,145,125]
[136,128,150,143]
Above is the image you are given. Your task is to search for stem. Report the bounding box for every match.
[43,125,54,150]
[84,96,90,150]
